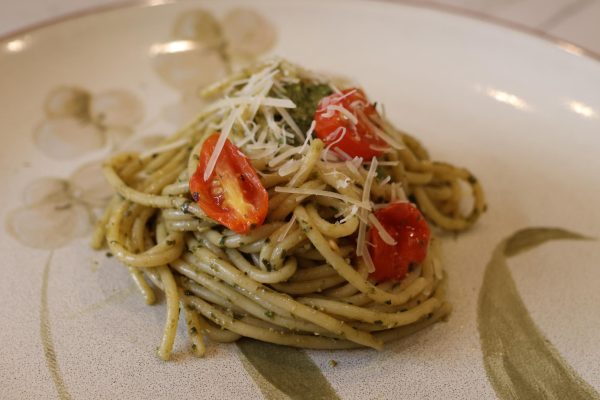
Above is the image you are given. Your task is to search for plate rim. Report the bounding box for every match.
[2,0,600,65]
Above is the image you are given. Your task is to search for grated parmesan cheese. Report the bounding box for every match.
[339,205,359,224]
[379,176,391,185]
[356,157,378,257]
[321,127,347,162]
[358,111,404,150]
[344,159,360,177]
[333,148,352,160]
[203,96,296,116]
[367,213,397,245]
[278,159,302,176]
[361,242,376,273]
[199,63,302,181]
[277,215,297,243]
[203,107,242,181]
[235,120,260,147]
[276,107,304,143]
[245,142,279,160]
[316,88,357,112]
[140,138,190,159]
[268,145,298,167]
[274,187,371,210]
[328,83,342,94]
[395,184,408,202]
[323,104,358,125]
[334,177,351,189]
[364,160,399,166]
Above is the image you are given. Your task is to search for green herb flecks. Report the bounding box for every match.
[264,310,275,319]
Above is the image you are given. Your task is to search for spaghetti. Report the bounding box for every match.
[93,60,485,360]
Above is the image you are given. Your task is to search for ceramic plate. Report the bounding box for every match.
[1,1,599,399]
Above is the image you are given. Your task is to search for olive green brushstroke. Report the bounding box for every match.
[40,251,72,400]
[239,354,292,400]
[503,227,591,257]
[478,227,599,400]
[237,339,340,400]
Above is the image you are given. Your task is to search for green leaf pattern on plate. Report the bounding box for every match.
[478,227,599,400]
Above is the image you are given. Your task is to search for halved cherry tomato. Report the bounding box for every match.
[189,133,268,234]
[368,202,431,282]
[314,88,388,160]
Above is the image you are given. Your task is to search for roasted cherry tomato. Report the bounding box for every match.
[368,202,431,282]
[314,88,388,160]
[189,133,268,234]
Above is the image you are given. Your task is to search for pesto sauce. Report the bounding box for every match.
[283,82,333,134]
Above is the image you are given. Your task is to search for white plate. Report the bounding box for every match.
[1,1,599,399]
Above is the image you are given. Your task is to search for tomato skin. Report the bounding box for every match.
[368,203,431,282]
[189,133,268,234]
[314,88,388,160]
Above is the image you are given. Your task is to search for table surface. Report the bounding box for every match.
[1,0,600,56]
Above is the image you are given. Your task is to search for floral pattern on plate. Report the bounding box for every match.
[152,7,277,124]
[5,161,106,249]
[34,86,144,159]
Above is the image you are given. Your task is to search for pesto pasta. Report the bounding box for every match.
[93,60,484,360]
